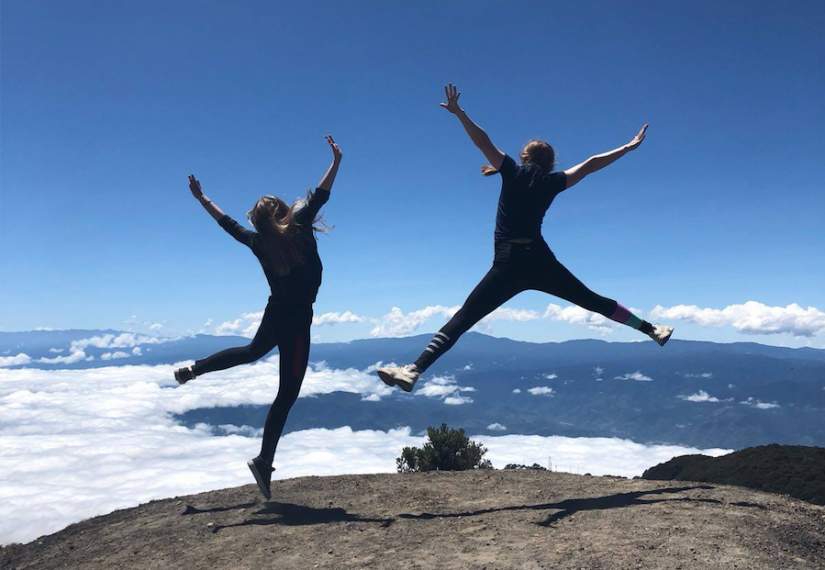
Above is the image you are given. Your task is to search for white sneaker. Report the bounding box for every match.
[648,325,674,347]
[376,365,420,393]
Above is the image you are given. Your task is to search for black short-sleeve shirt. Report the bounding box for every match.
[218,188,330,305]
[494,154,567,243]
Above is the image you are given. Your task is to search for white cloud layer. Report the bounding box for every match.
[212,299,634,341]
[35,333,179,365]
[313,311,368,326]
[0,354,32,367]
[0,362,731,546]
[544,304,616,335]
[679,390,721,403]
[649,301,825,337]
[527,386,555,396]
[475,435,730,479]
[214,312,264,338]
[614,371,653,382]
[740,397,780,410]
[415,375,475,405]
[208,299,824,343]
[369,305,459,338]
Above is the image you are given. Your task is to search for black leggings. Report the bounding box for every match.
[192,302,312,466]
[414,241,621,372]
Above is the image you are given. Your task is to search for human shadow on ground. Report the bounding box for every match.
[210,502,394,533]
[397,485,764,527]
[181,502,258,516]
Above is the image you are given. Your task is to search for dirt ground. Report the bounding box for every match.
[3,470,825,570]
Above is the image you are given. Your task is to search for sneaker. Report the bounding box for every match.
[174,366,195,385]
[647,325,674,347]
[376,365,420,393]
[247,456,275,500]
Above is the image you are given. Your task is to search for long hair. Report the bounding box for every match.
[247,192,329,276]
[482,140,557,185]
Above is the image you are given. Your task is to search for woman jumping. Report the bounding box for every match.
[175,135,342,499]
[377,84,673,392]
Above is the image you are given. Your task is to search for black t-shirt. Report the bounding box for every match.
[218,188,330,305]
[494,154,567,243]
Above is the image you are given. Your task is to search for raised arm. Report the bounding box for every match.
[563,124,648,190]
[317,135,343,192]
[295,136,341,225]
[189,175,225,221]
[440,83,505,171]
[189,174,255,248]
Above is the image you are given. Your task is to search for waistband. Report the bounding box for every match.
[266,296,315,308]
[495,238,551,250]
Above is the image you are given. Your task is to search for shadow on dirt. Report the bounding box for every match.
[397,485,764,527]
[181,502,258,516]
[205,502,394,533]
[190,485,768,534]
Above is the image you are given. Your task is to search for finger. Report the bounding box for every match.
[439,103,447,108]
[444,85,449,100]
[456,91,461,102]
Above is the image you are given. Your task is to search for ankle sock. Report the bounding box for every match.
[609,302,648,332]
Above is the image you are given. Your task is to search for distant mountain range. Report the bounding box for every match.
[3,329,824,449]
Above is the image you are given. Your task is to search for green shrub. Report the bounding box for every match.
[397,423,493,472]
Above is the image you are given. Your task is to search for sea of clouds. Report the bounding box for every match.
[1,360,730,546]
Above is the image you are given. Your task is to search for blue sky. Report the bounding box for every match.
[2,0,824,346]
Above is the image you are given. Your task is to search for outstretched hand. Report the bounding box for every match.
[325,135,342,163]
[188,175,203,199]
[440,83,462,115]
[627,124,648,151]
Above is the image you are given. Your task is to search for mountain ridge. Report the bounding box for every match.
[5,329,825,449]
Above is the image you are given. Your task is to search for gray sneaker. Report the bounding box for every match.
[647,325,674,347]
[247,457,275,500]
[377,365,420,393]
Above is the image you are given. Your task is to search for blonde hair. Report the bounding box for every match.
[482,140,557,180]
[247,192,329,276]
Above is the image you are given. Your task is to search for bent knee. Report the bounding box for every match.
[245,344,273,362]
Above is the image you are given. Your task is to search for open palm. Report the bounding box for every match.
[440,83,462,114]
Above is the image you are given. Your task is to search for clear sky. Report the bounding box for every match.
[2,0,824,346]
